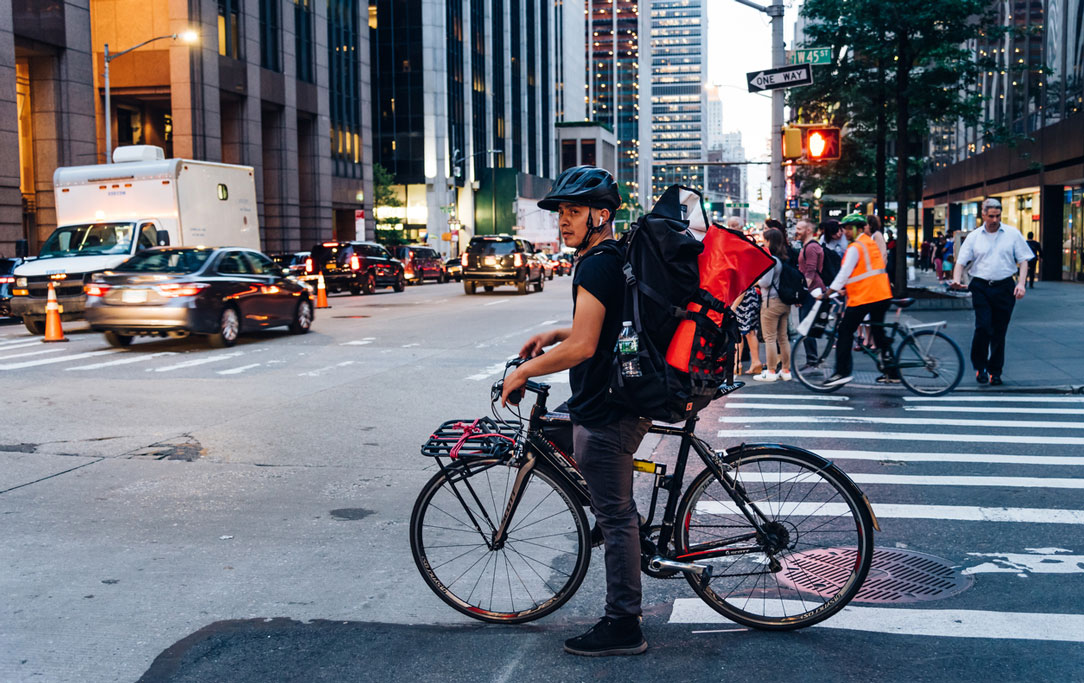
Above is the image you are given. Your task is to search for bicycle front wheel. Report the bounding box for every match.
[791,333,842,393]
[675,447,874,630]
[410,459,591,623]
[895,330,964,396]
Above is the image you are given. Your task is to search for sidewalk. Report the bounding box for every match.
[903,267,1083,393]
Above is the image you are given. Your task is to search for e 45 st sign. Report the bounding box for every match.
[782,124,841,163]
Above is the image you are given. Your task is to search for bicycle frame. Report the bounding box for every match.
[821,299,949,373]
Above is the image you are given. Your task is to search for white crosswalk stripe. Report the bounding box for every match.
[720,414,1084,430]
[0,350,117,370]
[0,347,68,361]
[152,352,245,372]
[66,351,178,371]
[717,429,1084,445]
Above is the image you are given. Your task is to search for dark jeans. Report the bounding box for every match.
[573,414,651,619]
[969,277,1016,376]
[798,291,818,359]
[835,299,892,377]
[1027,262,1038,287]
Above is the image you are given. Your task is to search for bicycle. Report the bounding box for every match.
[410,359,878,630]
[792,296,964,396]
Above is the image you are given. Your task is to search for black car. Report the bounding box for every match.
[270,251,310,278]
[1,257,25,318]
[391,245,446,284]
[306,241,405,294]
[444,257,462,282]
[84,247,313,348]
[462,235,545,295]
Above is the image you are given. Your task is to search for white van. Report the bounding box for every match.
[11,145,260,334]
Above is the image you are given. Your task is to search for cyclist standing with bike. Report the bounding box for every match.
[500,166,652,657]
[822,213,898,388]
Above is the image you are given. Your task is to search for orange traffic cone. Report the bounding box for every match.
[315,271,330,309]
[43,281,68,343]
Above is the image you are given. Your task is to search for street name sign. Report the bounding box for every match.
[746,64,813,93]
[789,47,832,66]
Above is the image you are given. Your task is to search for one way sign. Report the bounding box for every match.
[746,64,813,92]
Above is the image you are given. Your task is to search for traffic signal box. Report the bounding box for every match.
[781,124,841,164]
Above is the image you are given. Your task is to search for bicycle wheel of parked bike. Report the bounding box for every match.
[410,459,591,624]
[675,446,874,630]
[791,333,842,393]
[895,330,964,396]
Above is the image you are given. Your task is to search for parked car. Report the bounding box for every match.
[391,245,446,284]
[444,257,462,282]
[270,251,310,277]
[1,257,26,318]
[461,235,544,295]
[305,241,405,294]
[84,247,313,348]
[536,253,556,280]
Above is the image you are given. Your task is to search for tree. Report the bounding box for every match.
[373,162,405,246]
[791,0,993,291]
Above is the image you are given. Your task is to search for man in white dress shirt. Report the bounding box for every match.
[951,198,1034,386]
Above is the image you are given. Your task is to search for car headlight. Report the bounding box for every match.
[16,277,27,288]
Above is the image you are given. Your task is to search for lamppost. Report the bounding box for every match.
[104,29,199,163]
[451,147,503,234]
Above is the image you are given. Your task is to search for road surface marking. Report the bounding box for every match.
[728,393,849,401]
[732,471,1084,489]
[298,360,355,377]
[0,339,60,352]
[719,415,1084,430]
[401,343,420,348]
[717,429,1084,446]
[694,501,1084,524]
[0,347,68,361]
[905,405,1084,416]
[467,360,513,381]
[342,340,371,346]
[817,449,1084,467]
[963,548,1084,575]
[0,350,116,370]
[540,320,558,326]
[669,599,1084,642]
[903,396,1084,404]
[483,299,509,306]
[67,352,178,370]
[152,351,244,372]
[217,363,262,375]
[722,402,854,411]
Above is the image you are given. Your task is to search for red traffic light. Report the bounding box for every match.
[806,127,841,161]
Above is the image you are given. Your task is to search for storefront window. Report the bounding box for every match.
[1064,186,1083,282]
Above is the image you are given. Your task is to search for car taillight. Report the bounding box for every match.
[514,253,524,267]
[84,283,110,297]
[0,276,13,284]
[305,257,314,273]
[156,283,208,297]
[350,254,360,271]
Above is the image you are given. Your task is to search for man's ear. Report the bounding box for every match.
[598,208,611,226]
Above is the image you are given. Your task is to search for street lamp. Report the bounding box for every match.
[451,147,503,234]
[103,29,199,163]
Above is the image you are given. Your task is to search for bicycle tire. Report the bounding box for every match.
[675,446,874,630]
[895,330,964,396]
[410,459,591,624]
[791,333,842,393]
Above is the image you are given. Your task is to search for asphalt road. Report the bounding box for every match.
[2,276,1082,682]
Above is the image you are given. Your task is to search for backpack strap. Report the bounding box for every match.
[623,262,689,323]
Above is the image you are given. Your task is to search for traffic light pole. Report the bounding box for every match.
[732,0,787,222]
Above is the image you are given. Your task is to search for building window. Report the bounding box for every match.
[510,0,523,170]
[295,0,315,82]
[580,139,596,167]
[218,0,241,59]
[561,139,577,171]
[447,0,465,185]
[526,0,538,175]
[540,0,550,177]
[492,0,506,161]
[470,0,487,170]
[329,0,362,178]
[259,0,281,70]
[370,0,424,183]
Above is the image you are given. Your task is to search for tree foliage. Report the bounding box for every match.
[373,162,406,245]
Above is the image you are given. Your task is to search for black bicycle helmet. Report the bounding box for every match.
[537,165,621,213]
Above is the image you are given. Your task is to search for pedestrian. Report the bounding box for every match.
[821,220,847,258]
[1025,231,1043,288]
[934,234,945,280]
[951,197,1034,386]
[753,227,793,382]
[732,285,763,375]
[795,219,825,360]
[821,213,898,387]
[920,238,932,272]
[942,237,954,281]
[503,165,651,656]
[865,214,888,262]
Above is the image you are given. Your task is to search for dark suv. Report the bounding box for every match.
[1,257,25,318]
[391,245,446,284]
[306,241,405,295]
[462,235,544,295]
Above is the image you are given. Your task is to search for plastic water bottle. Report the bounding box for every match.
[617,321,642,378]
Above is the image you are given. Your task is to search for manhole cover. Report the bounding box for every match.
[778,547,972,604]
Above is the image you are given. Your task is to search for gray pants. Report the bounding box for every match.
[573,414,651,619]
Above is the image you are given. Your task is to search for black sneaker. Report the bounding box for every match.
[590,523,604,547]
[976,370,989,384]
[823,373,853,388]
[564,616,647,657]
[990,375,1003,386]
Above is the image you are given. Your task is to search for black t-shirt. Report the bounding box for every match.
[568,241,626,427]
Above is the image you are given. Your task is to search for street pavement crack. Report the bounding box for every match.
[0,457,105,495]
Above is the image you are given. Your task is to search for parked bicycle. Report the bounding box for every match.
[410,359,878,630]
[792,297,964,396]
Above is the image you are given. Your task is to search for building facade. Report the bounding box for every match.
[2,0,373,258]
[649,0,706,202]
[923,0,1084,283]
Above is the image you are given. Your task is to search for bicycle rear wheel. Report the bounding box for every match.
[791,333,842,393]
[895,330,964,396]
[410,459,591,623]
[675,446,874,630]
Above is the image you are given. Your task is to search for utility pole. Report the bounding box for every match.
[732,0,786,222]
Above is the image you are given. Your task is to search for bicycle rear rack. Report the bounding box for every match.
[421,417,521,460]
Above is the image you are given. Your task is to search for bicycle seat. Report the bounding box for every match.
[890,298,915,309]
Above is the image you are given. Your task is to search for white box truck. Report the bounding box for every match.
[11,145,260,334]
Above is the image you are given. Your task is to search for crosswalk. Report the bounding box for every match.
[672,390,1084,643]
